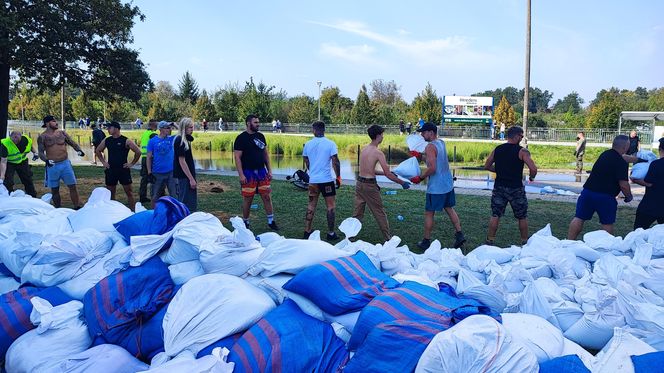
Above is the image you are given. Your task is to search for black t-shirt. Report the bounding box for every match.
[92,128,106,145]
[584,149,628,196]
[233,131,267,171]
[628,136,639,155]
[174,135,195,179]
[104,135,129,168]
[494,143,524,188]
[0,136,29,158]
[637,158,664,216]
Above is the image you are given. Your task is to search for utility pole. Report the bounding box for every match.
[60,82,65,130]
[522,0,531,147]
[317,81,322,121]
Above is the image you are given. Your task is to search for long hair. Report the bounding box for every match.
[178,117,194,151]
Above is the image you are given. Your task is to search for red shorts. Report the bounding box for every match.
[241,169,271,197]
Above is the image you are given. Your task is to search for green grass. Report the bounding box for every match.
[27,165,638,253]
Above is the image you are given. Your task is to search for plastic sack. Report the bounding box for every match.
[199,219,264,276]
[561,338,596,371]
[393,156,421,179]
[197,333,242,358]
[406,133,427,153]
[636,149,658,162]
[631,351,664,373]
[631,162,651,180]
[583,230,622,252]
[169,260,205,285]
[162,273,276,359]
[466,244,515,264]
[539,355,591,373]
[0,193,54,219]
[247,238,348,277]
[5,298,92,373]
[53,344,149,373]
[68,187,133,233]
[143,348,234,373]
[563,309,626,350]
[501,313,565,363]
[414,314,538,373]
[161,212,231,265]
[114,197,190,244]
[456,268,506,314]
[594,328,656,373]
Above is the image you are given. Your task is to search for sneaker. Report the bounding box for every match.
[268,221,279,231]
[326,232,339,241]
[484,239,495,246]
[416,238,431,250]
[244,220,251,230]
[453,231,467,248]
[521,239,528,246]
[303,231,312,239]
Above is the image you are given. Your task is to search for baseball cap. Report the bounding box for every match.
[417,122,438,133]
[158,121,172,129]
[659,137,664,149]
[105,121,121,129]
[42,115,55,128]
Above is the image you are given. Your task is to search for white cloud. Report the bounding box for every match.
[189,57,203,65]
[397,28,411,36]
[319,42,381,66]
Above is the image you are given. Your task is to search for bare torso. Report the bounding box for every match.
[39,130,70,162]
[358,144,382,178]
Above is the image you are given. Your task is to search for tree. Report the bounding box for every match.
[410,83,442,124]
[369,79,402,106]
[178,71,199,104]
[552,92,584,114]
[494,95,516,128]
[350,84,374,125]
[192,90,215,122]
[238,77,274,122]
[586,88,622,128]
[320,86,353,124]
[213,84,241,122]
[287,94,317,124]
[1,0,151,137]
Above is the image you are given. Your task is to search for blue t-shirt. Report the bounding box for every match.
[147,135,175,173]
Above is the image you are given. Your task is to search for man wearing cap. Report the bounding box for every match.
[0,130,39,197]
[94,122,142,210]
[632,138,664,230]
[409,122,466,250]
[37,115,85,208]
[484,126,538,245]
[138,119,158,203]
[146,121,176,208]
[90,123,106,165]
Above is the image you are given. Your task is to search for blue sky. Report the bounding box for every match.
[130,0,664,105]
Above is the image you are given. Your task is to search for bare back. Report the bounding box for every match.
[358,144,383,178]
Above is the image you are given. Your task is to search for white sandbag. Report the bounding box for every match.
[283,289,325,320]
[392,272,438,290]
[519,281,559,328]
[323,310,361,334]
[162,274,275,359]
[0,207,73,239]
[646,225,664,257]
[547,249,577,279]
[500,313,564,363]
[52,344,149,373]
[406,133,427,153]
[0,233,42,278]
[552,301,585,332]
[637,149,658,162]
[21,229,113,287]
[415,314,538,373]
[594,327,656,373]
[256,232,284,247]
[335,217,363,250]
[247,238,348,277]
[563,309,626,350]
[621,227,649,254]
[0,193,54,219]
[466,244,514,264]
[456,269,506,314]
[162,212,232,265]
[129,230,174,266]
[633,243,653,267]
[583,230,622,252]
[630,161,651,180]
[560,239,601,262]
[142,348,234,373]
[392,156,421,179]
[68,187,132,233]
[561,338,595,371]
[0,275,20,294]
[169,260,205,285]
[199,220,264,276]
[245,274,293,304]
[5,298,92,373]
[645,259,664,298]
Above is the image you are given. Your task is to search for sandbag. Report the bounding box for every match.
[552,301,585,332]
[456,268,506,314]
[406,133,427,153]
[161,212,230,265]
[501,313,565,363]
[392,156,421,179]
[199,217,263,276]
[631,162,651,180]
[123,301,168,362]
[283,250,400,315]
[113,196,190,244]
[162,273,275,359]
[247,237,348,277]
[52,344,149,373]
[414,314,538,373]
[561,338,596,371]
[5,298,92,373]
[519,281,559,328]
[539,355,591,373]
[197,333,242,358]
[68,187,133,233]
[594,328,656,373]
[466,244,515,264]
[564,309,626,350]
[143,348,234,373]
[0,193,54,219]
[228,300,348,373]
[631,351,664,373]
[169,260,204,285]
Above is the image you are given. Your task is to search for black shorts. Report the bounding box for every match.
[308,181,336,198]
[105,167,132,186]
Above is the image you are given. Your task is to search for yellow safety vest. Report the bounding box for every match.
[140,129,156,157]
[1,136,32,164]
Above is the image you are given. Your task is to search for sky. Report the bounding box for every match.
[130,0,664,106]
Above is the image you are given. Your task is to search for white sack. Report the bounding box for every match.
[199,218,264,276]
[552,301,585,332]
[561,338,596,371]
[466,244,514,264]
[52,344,149,373]
[142,348,234,373]
[169,260,205,285]
[500,313,565,363]
[129,231,174,266]
[593,327,656,373]
[256,232,284,247]
[583,230,622,252]
[456,269,506,314]
[630,161,651,180]
[245,274,293,304]
[0,194,54,219]
[392,156,421,179]
[636,149,658,162]
[162,212,232,265]
[247,238,347,277]
[563,309,626,350]
[68,187,132,233]
[406,133,427,153]
[560,239,601,262]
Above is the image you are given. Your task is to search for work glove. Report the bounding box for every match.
[409,150,421,159]
[46,160,55,167]
[32,154,39,161]
[410,176,422,184]
[402,182,411,190]
[77,150,85,157]
[335,176,342,189]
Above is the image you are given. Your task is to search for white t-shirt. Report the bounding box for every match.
[302,136,338,183]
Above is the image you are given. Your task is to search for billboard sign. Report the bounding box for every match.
[443,96,493,124]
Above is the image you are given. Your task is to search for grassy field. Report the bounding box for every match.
[38,129,607,170]
[25,165,638,254]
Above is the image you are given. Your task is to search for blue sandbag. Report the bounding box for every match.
[540,355,591,373]
[282,251,399,315]
[348,281,499,351]
[197,332,242,358]
[84,257,175,352]
[113,196,190,243]
[632,351,664,373]
[229,299,349,373]
[0,286,73,356]
[123,302,167,362]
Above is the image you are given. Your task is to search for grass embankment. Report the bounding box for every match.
[27,166,637,253]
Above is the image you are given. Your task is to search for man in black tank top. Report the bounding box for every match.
[94,122,142,210]
[484,126,538,245]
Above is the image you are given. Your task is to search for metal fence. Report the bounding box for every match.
[7,120,654,144]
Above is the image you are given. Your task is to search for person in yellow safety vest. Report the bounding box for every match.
[138,119,158,203]
[0,131,39,197]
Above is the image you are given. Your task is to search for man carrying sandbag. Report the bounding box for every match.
[353,125,410,242]
[0,130,39,197]
[631,137,664,230]
[408,122,466,250]
[302,121,341,240]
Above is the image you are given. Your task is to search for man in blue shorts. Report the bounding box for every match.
[567,135,633,239]
[409,123,466,250]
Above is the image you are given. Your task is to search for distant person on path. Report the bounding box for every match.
[0,130,39,197]
[484,126,538,245]
[276,119,282,133]
[490,121,495,140]
[135,118,143,129]
[407,122,412,134]
[353,125,411,242]
[234,114,278,230]
[202,118,208,133]
[409,123,466,250]
[627,130,640,156]
[94,121,141,210]
[567,135,633,239]
[399,120,405,135]
[418,117,425,129]
[632,137,664,230]
[91,123,106,165]
[302,121,341,240]
[37,115,85,208]
[218,117,224,131]
[499,123,506,140]
[574,131,587,174]
[138,119,158,204]
[78,118,85,129]
[146,121,177,209]
[174,118,198,212]
[85,117,91,127]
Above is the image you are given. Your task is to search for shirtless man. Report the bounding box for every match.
[37,115,85,208]
[353,125,410,241]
